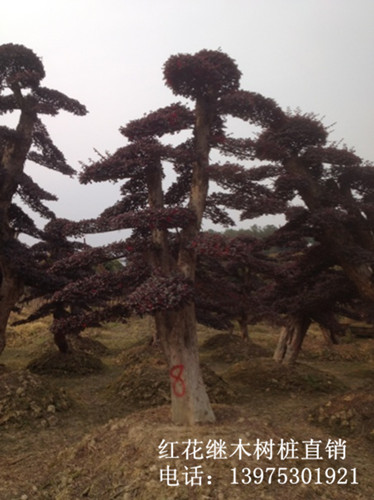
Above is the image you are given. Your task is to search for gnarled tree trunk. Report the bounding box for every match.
[314,311,344,346]
[0,99,36,355]
[156,306,215,425]
[0,263,23,355]
[273,315,311,365]
[146,94,217,424]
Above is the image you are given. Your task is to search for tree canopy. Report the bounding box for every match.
[5,46,374,424]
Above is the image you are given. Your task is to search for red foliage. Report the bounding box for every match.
[79,139,171,184]
[51,304,130,337]
[0,43,45,88]
[256,114,328,160]
[0,43,87,314]
[33,87,87,116]
[219,90,285,128]
[121,103,194,140]
[24,46,374,345]
[163,49,241,98]
[127,274,194,315]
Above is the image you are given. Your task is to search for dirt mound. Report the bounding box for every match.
[113,353,170,409]
[0,369,70,428]
[112,343,237,410]
[200,333,271,362]
[115,340,162,368]
[223,359,346,395]
[67,334,109,356]
[37,405,362,500]
[28,334,109,363]
[2,319,374,499]
[27,349,105,376]
[300,338,374,362]
[309,389,374,439]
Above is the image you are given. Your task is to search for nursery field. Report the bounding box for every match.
[0,315,373,499]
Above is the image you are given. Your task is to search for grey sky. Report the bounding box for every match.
[2,0,374,239]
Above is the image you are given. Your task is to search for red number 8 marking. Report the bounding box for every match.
[169,364,186,397]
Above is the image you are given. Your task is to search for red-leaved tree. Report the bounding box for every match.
[0,43,87,354]
[216,103,374,361]
[51,50,286,425]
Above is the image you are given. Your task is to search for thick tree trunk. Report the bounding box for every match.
[0,266,23,355]
[53,331,70,353]
[51,305,71,353]
[156,305,215,425]
[319,324,338,346]
[147,95,215,424]
[0,94,37,356]
[314,312,343,346]
[273,315,311,365]
[146,93,216,424]
[161,95,215,424]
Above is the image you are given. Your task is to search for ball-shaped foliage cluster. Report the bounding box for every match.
[0,43,45,89]
[163,49,241,99]
[256,115,328,160]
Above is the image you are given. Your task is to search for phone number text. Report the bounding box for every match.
[231,467,358,485]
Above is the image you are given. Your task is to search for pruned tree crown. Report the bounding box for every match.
[163,49,241,98]
[0,43,45,90]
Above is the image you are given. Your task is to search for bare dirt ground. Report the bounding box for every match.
[0,317,373,499]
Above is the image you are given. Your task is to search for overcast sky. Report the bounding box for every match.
[2,0,374,241]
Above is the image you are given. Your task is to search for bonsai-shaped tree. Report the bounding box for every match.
[53,50,285,425]
[216,102,374,361]
[0,43,87,354]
